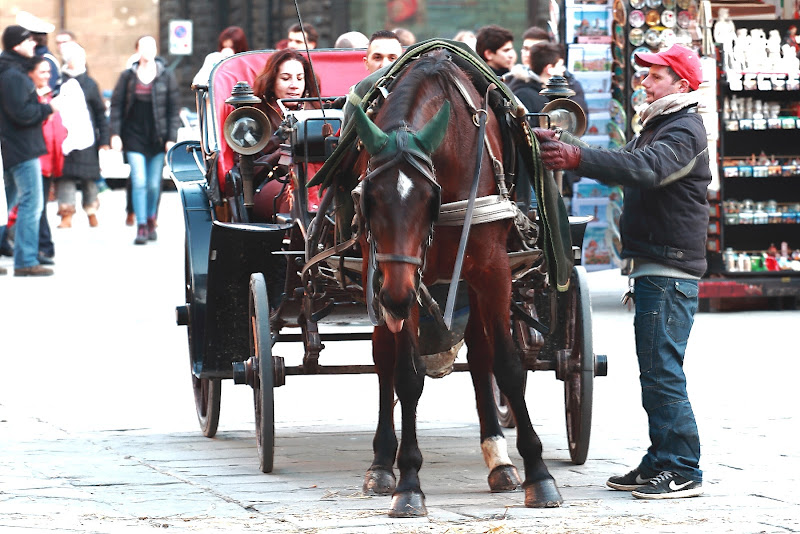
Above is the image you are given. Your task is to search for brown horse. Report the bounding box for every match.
[352,49,562,517]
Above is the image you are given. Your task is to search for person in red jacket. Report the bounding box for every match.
[29,56,64,265]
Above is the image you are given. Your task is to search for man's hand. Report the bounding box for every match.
[110,135,123,151]
[532,128,581,170]
[532,128,557,144]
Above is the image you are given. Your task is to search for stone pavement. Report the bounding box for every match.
[1,191,799,533]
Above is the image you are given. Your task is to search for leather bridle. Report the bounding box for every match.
[360,127,441,326]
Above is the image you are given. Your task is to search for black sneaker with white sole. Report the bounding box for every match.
[607,467,653,491]
[631,471,703,499]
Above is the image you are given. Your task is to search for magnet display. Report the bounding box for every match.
[629,28,645,46]
[630,9,645,28]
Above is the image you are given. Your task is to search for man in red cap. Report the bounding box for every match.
[533,44,709,500]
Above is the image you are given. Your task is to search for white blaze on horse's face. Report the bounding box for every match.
[396,170,414,202]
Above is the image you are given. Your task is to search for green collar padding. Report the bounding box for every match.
[306,38,573,292]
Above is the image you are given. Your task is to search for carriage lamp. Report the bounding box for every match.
[539,76,587,138]
[538,76,587,193]
[223,81,273,209]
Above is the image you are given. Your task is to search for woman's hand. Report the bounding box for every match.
[110,135,123,151]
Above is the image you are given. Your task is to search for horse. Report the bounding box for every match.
[351,48,562,517]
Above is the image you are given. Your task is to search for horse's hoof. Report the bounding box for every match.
[488,464,522,492]
[363,468,396,495]
[524,478,563,508]
[388,490,427,517]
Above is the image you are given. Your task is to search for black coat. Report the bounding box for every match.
[108,58,180,149]
[575,106,711,276]
[0,51,52,170]
[61,72,110,181]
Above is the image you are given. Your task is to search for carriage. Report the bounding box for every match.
[168,41,607,514]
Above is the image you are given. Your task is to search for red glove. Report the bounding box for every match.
[532,128,557,143]
[539,139,581,170]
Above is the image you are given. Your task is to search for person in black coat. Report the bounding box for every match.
[533,45,709,500]
[55,42,110,228]
[0,25,61,276]
[109,35,179,245]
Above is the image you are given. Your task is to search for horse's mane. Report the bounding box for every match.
[379,50,466,132]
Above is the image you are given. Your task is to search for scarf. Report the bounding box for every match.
[639,92,701,127]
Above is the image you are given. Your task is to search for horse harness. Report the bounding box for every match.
[301,54,529,328]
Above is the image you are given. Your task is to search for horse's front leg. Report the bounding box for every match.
[464,289,523,492]
[480,282,563,508]
[388,325,427,517]
[363,326,398,495]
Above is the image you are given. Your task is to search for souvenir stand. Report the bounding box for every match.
[702,17,800,308]
[563,0,626,270]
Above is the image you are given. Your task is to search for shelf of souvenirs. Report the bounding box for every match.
[725,71,800,92]
[721,156,800,178]
[723,116,800,132]
[722,199,800,225]
[720,244,800,273]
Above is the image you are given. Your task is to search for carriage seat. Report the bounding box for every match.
[208,49,369,196]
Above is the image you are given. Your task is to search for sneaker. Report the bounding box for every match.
[607,467,653,491]
[631,471,703,500]
[38,253,55,266]
[14,264,54,277]
[134,225,148,245]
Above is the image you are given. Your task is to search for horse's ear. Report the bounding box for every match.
[414,101,451,154]
[352,105,389,155]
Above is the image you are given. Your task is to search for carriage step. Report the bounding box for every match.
[175,305,189,326]
[595,354,608,377]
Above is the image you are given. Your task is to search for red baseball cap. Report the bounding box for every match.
[635,44,703,90]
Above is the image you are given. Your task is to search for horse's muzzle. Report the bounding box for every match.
[379,287,416,333]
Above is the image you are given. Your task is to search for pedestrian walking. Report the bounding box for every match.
[109,35,179,245]
[55,42,109,229]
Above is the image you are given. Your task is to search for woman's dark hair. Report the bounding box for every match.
[218,26,249,54]
[252,48,320,105]
[27,54,48,72]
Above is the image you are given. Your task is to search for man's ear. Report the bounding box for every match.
[678,79,691,93]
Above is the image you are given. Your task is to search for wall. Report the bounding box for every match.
[1,0,159,98]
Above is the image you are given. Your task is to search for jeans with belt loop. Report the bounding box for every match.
[633,275,702,483]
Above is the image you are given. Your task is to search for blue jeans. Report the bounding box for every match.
[126,151,163,225]
[634,276,702,483]
[5,159,43,269]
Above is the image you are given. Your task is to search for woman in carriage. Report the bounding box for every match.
[246,48,321,220]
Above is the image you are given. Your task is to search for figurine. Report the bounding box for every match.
[713,8,736,47]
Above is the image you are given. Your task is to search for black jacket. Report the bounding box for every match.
[505,67,588,116]
[108,58,180,148]
[61,71,111,180]
[0,50,53,170]
[575,106,711,276]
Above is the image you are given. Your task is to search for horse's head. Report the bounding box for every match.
[353,102,451,332]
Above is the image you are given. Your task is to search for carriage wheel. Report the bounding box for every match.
[185,244,221,437]
[192,376,221,437]
[562,265,594,465]
[250,273,275,473]
[491,373,527,428]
